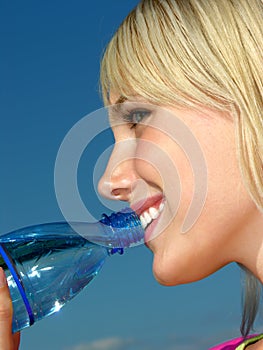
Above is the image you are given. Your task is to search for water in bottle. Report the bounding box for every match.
[0,209,143,332]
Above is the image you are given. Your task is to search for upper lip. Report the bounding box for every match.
[131,193,164,217]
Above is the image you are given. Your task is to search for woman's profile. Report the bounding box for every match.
[0,0,262,349]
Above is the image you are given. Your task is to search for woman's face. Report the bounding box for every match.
[98,95,258,286]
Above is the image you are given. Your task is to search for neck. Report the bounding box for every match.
[233,207,263,282]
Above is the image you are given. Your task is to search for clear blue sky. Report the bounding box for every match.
[0,1,260,349]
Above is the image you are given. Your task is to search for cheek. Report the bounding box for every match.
[134,132,194,200]
[143,117,253,285]
[200,123,251,224]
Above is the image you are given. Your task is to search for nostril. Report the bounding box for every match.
[98,178,131,201]
[111,187,132,201]
[111,189,122,196]
[98,161,138,201]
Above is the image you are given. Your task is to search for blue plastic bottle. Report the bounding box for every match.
[0,209,143,333]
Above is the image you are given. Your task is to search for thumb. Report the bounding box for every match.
[0,267,15,349]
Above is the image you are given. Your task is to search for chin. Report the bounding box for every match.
[152,267,205,287]
[152,269,189,286]
[152,251,213,286]
[152,256,184,286]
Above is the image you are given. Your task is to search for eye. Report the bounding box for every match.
[123,109,151,129]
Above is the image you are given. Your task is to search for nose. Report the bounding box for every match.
[98,140,138,202]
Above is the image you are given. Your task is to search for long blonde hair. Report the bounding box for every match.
[100,0,263,336]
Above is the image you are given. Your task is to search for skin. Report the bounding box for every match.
[99,95,263,287]
[99,95,263,350]
[0,268,20,350]
[250,340,263,350]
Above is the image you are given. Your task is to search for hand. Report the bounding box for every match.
[0,267,21,349]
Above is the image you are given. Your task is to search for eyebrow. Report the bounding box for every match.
[114,95,127,104]
[110,95,128,115]
[107,96,130,126]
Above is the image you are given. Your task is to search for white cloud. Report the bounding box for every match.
[68,337,134,350]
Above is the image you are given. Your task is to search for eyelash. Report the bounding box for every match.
[122,109,151,129]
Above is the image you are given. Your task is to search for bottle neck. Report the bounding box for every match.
[36,209,144,250]
[99,208,144,249]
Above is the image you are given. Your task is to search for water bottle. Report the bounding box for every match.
[0,209,143,333]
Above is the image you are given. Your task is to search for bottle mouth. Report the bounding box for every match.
[99,208,145,248]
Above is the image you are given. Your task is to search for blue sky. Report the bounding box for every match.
[0,1,261,349]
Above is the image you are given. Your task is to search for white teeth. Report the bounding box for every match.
[149,207,159,219]
[139,201,165,230]
[140,215,147,230]
[159,202,164,212]
[144,212,152,224]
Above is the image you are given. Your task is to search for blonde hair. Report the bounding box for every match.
[100,0,263,336]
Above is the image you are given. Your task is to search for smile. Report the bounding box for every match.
[139,201,164,229]
[131,194,165,230]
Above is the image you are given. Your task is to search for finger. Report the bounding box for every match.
[0,267,14,349]
[13,332,21,349]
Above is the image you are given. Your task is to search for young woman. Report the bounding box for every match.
[98,0,263,348]
[0,0,262,349]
